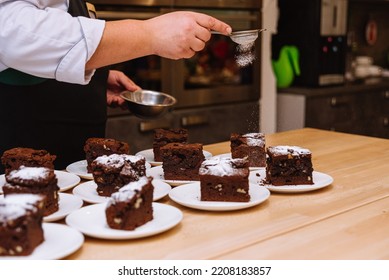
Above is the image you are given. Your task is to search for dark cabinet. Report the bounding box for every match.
[277,82,389,138]
[306,94,362,133]
[365,90,389,138]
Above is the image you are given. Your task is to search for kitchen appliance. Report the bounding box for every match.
[88,0,262,153]
[272,0,348,87]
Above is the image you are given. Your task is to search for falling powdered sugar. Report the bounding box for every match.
[229,29,263,67]
[235,41,256,67]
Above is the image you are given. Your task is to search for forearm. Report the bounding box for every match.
[86,19,153,71]
[86,11,232,71]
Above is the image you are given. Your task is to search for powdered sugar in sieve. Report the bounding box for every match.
[211,29,265,67]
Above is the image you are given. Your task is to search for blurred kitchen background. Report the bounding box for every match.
[88,0,389,153]
[274,0,389,138]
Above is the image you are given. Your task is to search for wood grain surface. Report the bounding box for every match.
[65,128,389,260]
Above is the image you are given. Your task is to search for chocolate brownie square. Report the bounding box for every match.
[265,145,314,186]
[1,147,56,175]
[84,137,130,173]
[199,157,250,202]
[91,154,146,197]
[3,166,59,216]
[0,194,45,256]
[161,142,204,181]
[153,128,188,162]
[105,176,154,230]
[230,132,266,167]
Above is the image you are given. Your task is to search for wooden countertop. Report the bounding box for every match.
[65,128,389,260]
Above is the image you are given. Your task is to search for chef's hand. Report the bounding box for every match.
[145,11,232,59]
[106,70,141,109]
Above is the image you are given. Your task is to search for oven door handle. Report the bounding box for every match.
[181,115,209,127]
[95,11,162,20]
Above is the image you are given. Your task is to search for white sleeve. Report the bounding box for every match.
[0,0,106,85]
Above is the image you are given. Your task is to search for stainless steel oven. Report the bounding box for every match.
[89,0,262,153]
[167,6,261,108]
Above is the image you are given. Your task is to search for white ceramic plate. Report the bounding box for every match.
[168,182,270,211]
[55,170,81,191]
[66,159,151,180]
[72,179,171,204]
[211,153,265,171]
[0,175,5,194]
[136,148,213,166]
[0,223,84,260]
[249,169,334,193]
[65,202,182,240]
[65,160,92,180]
[44,193,84,222]
[0,170,80,194]
[146,165,199,187]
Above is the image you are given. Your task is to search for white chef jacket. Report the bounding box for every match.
[0,0,105,84]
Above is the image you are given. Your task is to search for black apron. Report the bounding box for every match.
[0,0,109,173]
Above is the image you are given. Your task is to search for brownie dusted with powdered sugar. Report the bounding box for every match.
[230,132,266,167]
[3,166,59,216]
[265,145,314,186]
[84,137,130,173]
[91,154,146,197]
[199,157,250,202]
[0,194,45,256]
[105,176,154,230]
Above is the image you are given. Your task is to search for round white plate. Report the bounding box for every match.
[136,148,213,166]
[72,179,171,204]
[249,169,334,193]
[168,182,270,211]
[0,223,84,260]
[44,193,84,222]
[0,170,80,194]
[55,170,81,192]
[66,160,92,180]
[146,165,199,187]
[66,159,151,180]
[0,175,5,194]
[211,153,265,171]
[65,202,182,240]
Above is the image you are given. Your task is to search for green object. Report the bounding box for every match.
[272,45,300,88]
[0,68,47,86]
